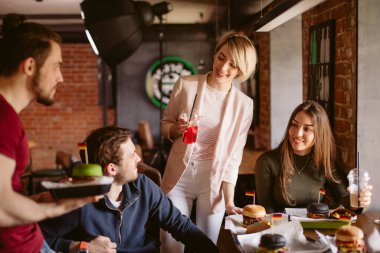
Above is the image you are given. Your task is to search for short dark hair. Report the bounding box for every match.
[0,13,61,76]
[81,126,132,167]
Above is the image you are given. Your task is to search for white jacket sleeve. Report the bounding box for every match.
[161,78,183,142]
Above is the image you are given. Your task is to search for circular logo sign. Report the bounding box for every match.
[145,56,197,108]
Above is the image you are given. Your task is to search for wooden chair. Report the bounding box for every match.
[136,120,168,173]
[137,162,161,186]
[137,120,155,151]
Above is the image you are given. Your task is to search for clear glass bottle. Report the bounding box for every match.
[347,168,370,209]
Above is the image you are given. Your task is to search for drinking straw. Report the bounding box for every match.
[357,152,360,207]
[189,94,197,120]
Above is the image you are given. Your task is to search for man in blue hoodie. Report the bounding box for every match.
[40,126,219,253]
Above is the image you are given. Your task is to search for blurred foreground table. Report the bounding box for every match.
[219,211,380,253]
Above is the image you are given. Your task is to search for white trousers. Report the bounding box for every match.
[160,159,225,253]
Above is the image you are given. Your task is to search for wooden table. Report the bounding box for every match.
[219,211,380,253]
[238,148,264,175]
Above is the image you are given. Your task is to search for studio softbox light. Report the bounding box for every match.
[81,0,154,66]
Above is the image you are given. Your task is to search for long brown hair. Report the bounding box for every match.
[278,101,337,205]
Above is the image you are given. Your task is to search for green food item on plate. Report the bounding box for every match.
[72,164,103,177]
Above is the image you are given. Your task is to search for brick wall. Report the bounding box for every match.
[20,44,115,170]
[253,32,271,150]
[303,0,357,169]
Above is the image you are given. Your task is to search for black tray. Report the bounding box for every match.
[48,183,112,199]
[41,177,113,199]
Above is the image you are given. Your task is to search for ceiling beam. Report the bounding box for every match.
[240,0,326,33]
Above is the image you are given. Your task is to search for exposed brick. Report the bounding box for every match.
[303,0,357,168]
[335,119,351,135]
[335,90,346,104]
[250,32,271,150]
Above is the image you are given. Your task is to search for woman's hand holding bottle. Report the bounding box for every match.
[178,112,190,134]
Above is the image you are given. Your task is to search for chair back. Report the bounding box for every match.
[137,120,155,150]
[134,144,144,163]
[137,162,161,186]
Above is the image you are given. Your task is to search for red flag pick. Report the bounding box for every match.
[78,142,88,164]
[245,191,255,205]
[318,188,326,203]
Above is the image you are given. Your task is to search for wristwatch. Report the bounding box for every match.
[77,241,89,253]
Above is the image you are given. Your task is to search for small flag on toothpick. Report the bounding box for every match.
[78,142,88,164]
[245,191,255,205]
[78,143,87,150]
[245,191,255,196]
[272,213,282,220]
[271,213,283,232]
[318,188,326,203]
[339,216,351,221]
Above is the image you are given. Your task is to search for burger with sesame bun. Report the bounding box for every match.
[242,204,266,227]
[335,225,365,253]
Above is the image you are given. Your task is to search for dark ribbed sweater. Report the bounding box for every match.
[255,149,350,213]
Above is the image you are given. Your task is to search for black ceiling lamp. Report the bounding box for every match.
[80,0,172,67]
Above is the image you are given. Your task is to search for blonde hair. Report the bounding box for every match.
[214,32,257,82]
[278,101,338,205]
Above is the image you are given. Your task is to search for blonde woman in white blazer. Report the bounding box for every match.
[160,32,257,253]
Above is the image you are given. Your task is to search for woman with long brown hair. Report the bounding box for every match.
[255,101,372,213]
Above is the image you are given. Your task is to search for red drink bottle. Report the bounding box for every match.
[183,125,198,144]
[183,113,199,144]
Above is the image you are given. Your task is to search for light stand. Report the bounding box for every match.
[150,10,170,174]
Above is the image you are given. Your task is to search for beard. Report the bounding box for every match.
[114,170,138,184]
[32,71,55,106]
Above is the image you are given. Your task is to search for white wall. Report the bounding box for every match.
[358,0,380,210]
[270,16,303,148]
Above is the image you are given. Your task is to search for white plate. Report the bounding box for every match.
[41,176,113,189]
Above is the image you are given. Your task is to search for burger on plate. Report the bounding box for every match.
[242,204,266,227]
[71,163,103,183]
[257,233,288,253]
[335,225,365,253]
[306,202,329,219]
